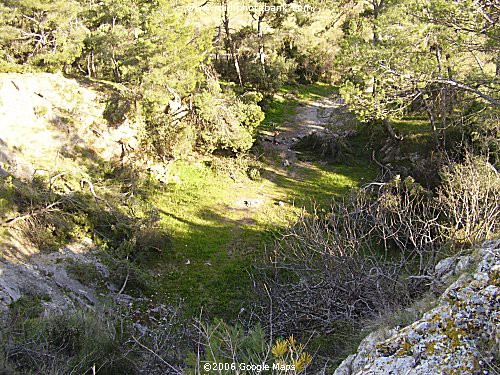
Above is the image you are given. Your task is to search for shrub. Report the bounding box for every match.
[242,54,297,93]
[1,168,167,296]
[141,81,264,159]
[258,153,499,349]
[465,106,500,164]
[9,294,49,320]
[2,309,136,375]
[66,261,102,287]
[292,131,355,162]
[293,42,336,84]
[247,167,261,181]
[1,174,79,252]
[142,106,196,161]
[103,242,158,294]
[190,319,312,374]
[438,155,499,245]
[103,92,134,126]
[208,154,262,181]
[260,176,443,335]
[193,88,264,154]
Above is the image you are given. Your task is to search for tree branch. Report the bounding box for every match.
[434,78,500,106]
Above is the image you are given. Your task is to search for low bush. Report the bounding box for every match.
[208,154,263,181]
[438,155,499,245]
[1,303,191,375]
[1,168,169,296]
[2,308,135,375]
[260,176,439,336]
[193,88,264,154]
[189,319,312,375]
[260,155,498,338]
[141,80,265,160]
[292,131,355,162]
[66,261,102,287]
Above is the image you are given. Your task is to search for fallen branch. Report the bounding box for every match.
[434,78,500,106]
[3,200,63,226]
[80,178,102,202]
[131,336,182,375]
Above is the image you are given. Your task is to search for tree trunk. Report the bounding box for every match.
[422,94,441,149]
[257,13,266,69]
[223,0,243,87]
[440,88,447,148]
[87,52,92,78]
[372,0,384,44]
[382,118,402,141]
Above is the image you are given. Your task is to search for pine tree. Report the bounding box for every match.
[0,0,87,72]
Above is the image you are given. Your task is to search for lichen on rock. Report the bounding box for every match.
[334,240,500,375]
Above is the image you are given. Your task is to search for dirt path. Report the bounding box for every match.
[281,95,340,138]
[226,94,345,220]
[261,94,343,167]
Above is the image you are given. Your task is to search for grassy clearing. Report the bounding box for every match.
[150,161,293,318]
[142,83,377,319]
[149,151,376,319]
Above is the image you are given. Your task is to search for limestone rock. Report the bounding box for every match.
[334,240,500,375]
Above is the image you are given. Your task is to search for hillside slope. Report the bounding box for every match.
[0,73,137,179]
[0,73,139,313]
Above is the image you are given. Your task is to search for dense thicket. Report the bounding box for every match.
[0,0,266,159]
[1,0,497,160]
[337,0,499,153]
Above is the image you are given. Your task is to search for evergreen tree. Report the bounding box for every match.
[0,0,87,72]
[337,0,499,148]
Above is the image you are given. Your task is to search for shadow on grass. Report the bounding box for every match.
[260,161,376,208]
[153,205,282,320]
[149,155,377,320]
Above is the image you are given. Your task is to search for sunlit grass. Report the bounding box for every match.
[281,82,338,102]
[151,161,288,317]
[150,154,376,318]
[392,116,433,154]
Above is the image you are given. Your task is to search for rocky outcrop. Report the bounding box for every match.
[0,239,105,314]
[335,240,500,375]
[0,73,144,314]
[0,73,139,179]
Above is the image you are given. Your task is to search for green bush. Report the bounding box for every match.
[242,54,296,93]
[1,174,79,252]
[0,175,16,218]
[188,320,268,373]
[189,319,313,374]
[141,81,264,159]
[193,86,264,154]
[103,93,133,126]
[66,261,102,287]
[0,0,88,72]
[208,155,263,181]
[9,294,50,320]
[143,108,196,160]
[3,309,136,375]
[465,105,500,164]
[291,41,336,84]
